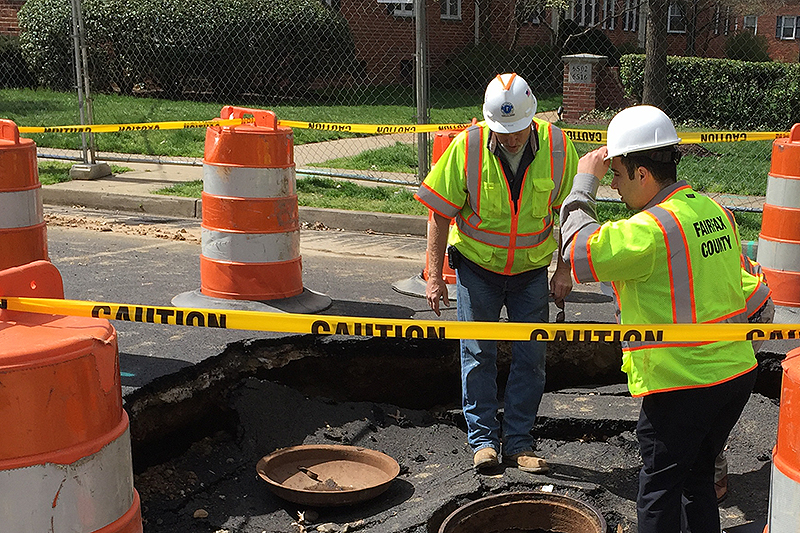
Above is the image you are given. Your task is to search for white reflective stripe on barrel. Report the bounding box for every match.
[765,175,800,209]
[0,427,134,533]
[201,228,300,263]
[203,165,296,198]
[768,461,800,532]
[0,189,43,228]
[758,237,800,273]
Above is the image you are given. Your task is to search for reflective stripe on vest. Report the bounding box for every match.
[571,224,601,283]
[456,123,566,249]
[646,206,695,323]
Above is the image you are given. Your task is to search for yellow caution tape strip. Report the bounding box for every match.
[2,296,799,343]
[17,119,790,143]
[565,129,790,145]
[18,117,254,134]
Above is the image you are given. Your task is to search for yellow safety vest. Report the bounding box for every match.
[567,181,757,396]
[416,119,578,274]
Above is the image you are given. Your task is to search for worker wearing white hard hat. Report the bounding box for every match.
[559,105,770,532]
[415,73,579,475]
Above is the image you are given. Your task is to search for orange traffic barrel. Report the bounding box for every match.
[172,107,330,313]
[392,127,467,300]
[758,123,800,308]
[766,346,800,531]
[0,119,47,270]
[0,261,142,533]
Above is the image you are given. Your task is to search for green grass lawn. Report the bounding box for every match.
[1,87,537,158]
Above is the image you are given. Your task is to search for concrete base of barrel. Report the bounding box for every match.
[391,273,458,302]
[172,287,332,314]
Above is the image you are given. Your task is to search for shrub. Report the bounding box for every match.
[18,0,357,99]
[433,42,560,94]
[725,31,772,62]
[17,0,74,91]
[0,34,35,88]
[620,54,800,130]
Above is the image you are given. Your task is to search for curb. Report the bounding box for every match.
[42,189,428,236]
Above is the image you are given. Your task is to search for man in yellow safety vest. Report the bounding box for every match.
[559,105,763,532]
[415,73,578,474]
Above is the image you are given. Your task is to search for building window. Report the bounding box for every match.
[572,0,597,27]
[392,1,414,17]
[623,0,638,32]
[602,0,615,30]
[667,2,687,33]
[742,15,757,34]
[776,15,800,40]
[440,0,460,20]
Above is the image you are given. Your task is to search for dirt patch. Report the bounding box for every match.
[45,211,202,243]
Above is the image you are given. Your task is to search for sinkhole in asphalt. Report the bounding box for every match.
[124,334,783,474]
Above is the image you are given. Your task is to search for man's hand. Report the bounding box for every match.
[549,263,572,308]
[577,146,611,179]
[426,277,449,316]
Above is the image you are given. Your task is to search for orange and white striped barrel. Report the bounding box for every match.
[0,119,47,270]
[423,129,461,286]
[0,261,142,533]
[393,127,466,299]
[201,106,302,300]
[758,123,800,307]
[766,347,800,532]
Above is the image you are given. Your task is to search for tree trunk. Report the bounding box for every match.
[643,0,668,109]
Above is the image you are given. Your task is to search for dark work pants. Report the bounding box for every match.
[636,368,757,533]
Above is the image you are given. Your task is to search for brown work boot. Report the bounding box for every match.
[504,451,550,473]
[715,474,728,503]
[473,447,499,471]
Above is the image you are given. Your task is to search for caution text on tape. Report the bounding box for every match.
[2,296,800,343]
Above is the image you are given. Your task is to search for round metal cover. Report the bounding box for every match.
[438,491,606,533]
[256,444,400,507]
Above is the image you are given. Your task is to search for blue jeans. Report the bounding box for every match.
[456,262,549,457]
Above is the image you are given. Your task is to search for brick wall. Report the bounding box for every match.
[344,0,478,86]
[0,0,24,35]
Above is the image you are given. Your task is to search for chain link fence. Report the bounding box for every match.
[2,0,799,212]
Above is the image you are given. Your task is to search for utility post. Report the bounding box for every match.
[69,0,111,180]
[415,0,430,182]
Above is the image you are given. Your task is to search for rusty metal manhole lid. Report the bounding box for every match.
[256,444,400,507]
[438,491,607,533]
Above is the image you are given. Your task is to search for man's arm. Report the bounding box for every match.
[550,232,572,306]
[426,212,451,316]
[559,147,609,266]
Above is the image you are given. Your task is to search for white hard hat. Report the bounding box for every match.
[605,105,681,160]
[482,73,537,134]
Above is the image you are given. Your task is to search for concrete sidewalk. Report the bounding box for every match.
[40,155,430,236]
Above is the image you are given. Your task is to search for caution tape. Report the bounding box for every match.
[17,118,790,143]
[2,296,800,343]
[17,117,255,134]
[563,129,790,145]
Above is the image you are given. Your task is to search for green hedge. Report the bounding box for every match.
[433,42,561,94]
[620,54,800,130]
[18,0,357,99]
[0,35,35,88]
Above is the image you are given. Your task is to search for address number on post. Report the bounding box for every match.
[569,63,592,84]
